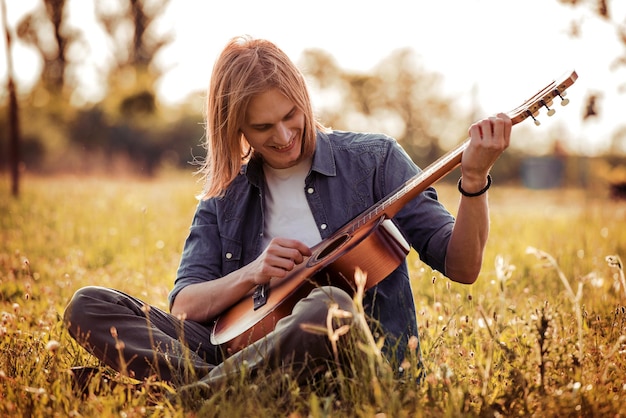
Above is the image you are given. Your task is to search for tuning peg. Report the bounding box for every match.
[526,109,541,126]
[556,90,570,106]
[540,99,556,117]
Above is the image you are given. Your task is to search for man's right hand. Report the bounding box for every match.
[247,238,312,286]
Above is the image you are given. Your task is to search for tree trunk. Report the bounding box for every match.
[2,0,21,197]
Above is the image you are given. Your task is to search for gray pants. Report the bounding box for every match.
[63,285,356,386]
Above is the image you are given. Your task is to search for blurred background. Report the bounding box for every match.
[1,0,625,197]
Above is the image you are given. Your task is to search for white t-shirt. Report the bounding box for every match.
[262,158,322,249]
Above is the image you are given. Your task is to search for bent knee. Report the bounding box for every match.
[63,286,112,329]
[304,286,356,321]
[314,286,354,311]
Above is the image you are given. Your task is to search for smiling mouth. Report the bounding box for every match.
[273,138,295,151]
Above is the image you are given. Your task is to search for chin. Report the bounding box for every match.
[279,150,303,168]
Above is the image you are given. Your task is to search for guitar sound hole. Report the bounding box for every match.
[311,234,350,264]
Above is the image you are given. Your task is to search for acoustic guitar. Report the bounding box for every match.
[211,70,579,354]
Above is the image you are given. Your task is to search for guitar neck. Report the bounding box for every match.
[361,140,468,225]
[349,69,579,231]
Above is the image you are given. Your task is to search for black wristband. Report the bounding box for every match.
[458,174,492,197]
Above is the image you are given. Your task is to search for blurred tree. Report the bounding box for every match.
[65,0,173,176]
[16,0,80,103]
[583,93,599,119]
[96,0,172,121]
[373,49,461,165]
[557,0,626,153]
[559,0,626,88]
[9,0,84,177]
[2,0,21,196]
[300,48,459,168]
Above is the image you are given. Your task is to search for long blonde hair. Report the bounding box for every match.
[197,35,327,199]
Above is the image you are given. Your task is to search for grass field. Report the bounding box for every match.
[1,173,625,417]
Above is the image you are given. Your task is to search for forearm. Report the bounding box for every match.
[170,268,256,322]
[171,237,312,322]
[444,176,490,284]
[444,112,510,283]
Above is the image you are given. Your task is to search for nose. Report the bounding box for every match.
[274,122,290,144]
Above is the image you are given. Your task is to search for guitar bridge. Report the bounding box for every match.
[252,284,269,310]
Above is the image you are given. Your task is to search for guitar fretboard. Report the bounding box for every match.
[348,140,469,233]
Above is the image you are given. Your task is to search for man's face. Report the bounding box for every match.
[240,88,305,169]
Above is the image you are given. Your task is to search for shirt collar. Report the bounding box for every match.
[310,130,336,177]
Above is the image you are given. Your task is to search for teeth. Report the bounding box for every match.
[274,139,293,150]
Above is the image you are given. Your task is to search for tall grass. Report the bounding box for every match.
[1,174,625,417]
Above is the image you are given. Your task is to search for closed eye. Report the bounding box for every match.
[250,124,271,131]
[249,107,298,131]
[283,107,296,121]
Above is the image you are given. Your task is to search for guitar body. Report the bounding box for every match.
[211,217,410,354]
[210,70,579,355]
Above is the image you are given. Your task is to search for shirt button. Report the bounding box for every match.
[307,187,314,194]
[225,252,233,259]
[320,224,327,230]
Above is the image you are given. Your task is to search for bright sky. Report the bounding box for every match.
[2,0,625,155]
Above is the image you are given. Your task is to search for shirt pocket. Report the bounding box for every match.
[221,237,243,275]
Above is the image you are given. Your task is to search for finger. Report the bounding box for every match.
[291,239,313,257]
[492,114,512,147]
[259,254,294,278]
[273,238,312,259]
[263,250,293,269]
[275,257,296,272]
[262,264,290,280]
[485,117,499,140]
[501,113,512,145]
[492,117,504,144]
[469,123,482,141]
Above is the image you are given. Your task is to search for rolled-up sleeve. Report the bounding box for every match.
[382,138,455,274]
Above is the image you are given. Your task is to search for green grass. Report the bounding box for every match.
[1,174,625,417]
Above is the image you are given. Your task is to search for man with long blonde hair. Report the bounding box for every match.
[64,35,511,395]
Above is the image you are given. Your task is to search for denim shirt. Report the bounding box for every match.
[170,130,455,360]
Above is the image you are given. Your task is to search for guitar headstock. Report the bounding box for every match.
[507,70,578,126]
